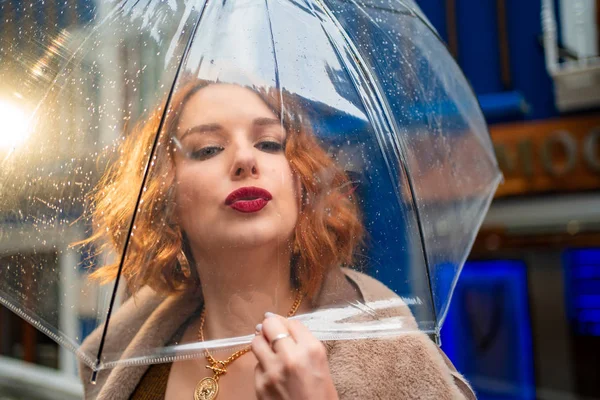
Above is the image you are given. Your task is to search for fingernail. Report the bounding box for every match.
[255,323,262,332]
[265,312,276,318]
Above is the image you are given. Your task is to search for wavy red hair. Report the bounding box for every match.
[84,80,364,300]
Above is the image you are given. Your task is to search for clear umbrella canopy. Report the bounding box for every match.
[0,0,501,371]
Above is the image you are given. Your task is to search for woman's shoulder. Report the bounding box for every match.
[330,268,476,399]
[340,267,400,302]
[77,286,165,398]
[338,267,418,325]
[78,287,200,399]
[327,333,475,399]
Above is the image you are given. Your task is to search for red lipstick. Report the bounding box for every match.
[225,186,272,213]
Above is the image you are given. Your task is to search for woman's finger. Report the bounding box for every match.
[251,333,277,367]
[260,314,296,353]
[286,319,315,346]
[254,363,273,400]
[254,362,286,400]
[287,319,328,361]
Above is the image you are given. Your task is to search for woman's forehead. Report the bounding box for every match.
[173,84,286,142]
[179,84,277,125]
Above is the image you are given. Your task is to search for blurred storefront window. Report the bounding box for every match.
[414,1,600,397]
[442,114,600,399]
[441,260,535,399]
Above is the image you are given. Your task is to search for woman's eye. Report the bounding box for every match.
[256,141,283,153]
[189,146,223,160]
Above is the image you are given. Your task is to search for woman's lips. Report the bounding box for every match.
[229,198,269,213]
[225,186,272,213]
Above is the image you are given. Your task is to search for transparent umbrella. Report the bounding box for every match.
[0,0,501,374]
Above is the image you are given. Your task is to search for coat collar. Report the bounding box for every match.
[86,266,362,400]
[82,268,475,400]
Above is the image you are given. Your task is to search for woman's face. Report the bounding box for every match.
[173,84,299,253]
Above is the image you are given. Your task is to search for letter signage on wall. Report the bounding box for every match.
[492,115,600,197]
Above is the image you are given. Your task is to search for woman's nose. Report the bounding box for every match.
[230,148,259,180]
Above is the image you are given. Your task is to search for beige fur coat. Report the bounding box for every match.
[79,268,475,399]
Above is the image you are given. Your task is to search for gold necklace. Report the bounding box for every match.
[194,291,304,400]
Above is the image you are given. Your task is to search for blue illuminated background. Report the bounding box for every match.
[441,249,600,399]
[440,260,535,400]
[563,249,600,337]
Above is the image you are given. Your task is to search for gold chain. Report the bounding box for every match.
[198,290,304,380]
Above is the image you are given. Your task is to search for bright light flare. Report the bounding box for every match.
[0,100,31,151]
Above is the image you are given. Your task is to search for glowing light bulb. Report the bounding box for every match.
[0,100,31,151]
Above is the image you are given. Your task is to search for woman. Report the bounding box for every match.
[79,79,475,399]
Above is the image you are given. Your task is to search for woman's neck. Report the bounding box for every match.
[192,243,300,340]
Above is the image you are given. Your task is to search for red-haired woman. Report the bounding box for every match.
[79,80,475,400]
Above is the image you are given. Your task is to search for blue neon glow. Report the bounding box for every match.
[564,249,600,336]
[440,259,535,400]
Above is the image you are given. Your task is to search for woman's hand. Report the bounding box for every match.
[251,313,339,400]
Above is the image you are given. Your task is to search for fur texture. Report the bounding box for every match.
[79,268,475,399]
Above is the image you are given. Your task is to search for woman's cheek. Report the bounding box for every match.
[174,172,204,221]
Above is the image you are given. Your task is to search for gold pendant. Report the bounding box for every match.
[194,377,219,400]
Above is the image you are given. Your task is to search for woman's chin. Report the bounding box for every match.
[226,232,291,249]
[198,227,292,251]
[186,216,296,252]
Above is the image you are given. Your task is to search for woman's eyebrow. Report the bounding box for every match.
[253,117,282,127]
[180,123,222,139]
